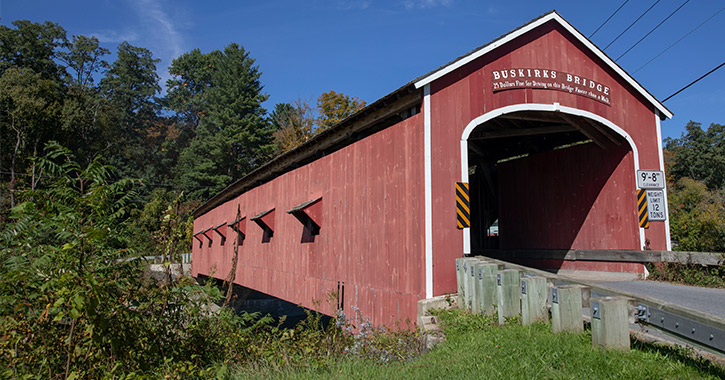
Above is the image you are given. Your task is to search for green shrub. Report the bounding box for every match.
[0,143,269,378]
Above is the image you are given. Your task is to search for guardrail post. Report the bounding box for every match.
[469,258,481,312]
[459,258,478,310]
[456,258,464,309]
[497,269,521,325]
[551,285,584,333]
[591,297,630,351]
[474,262,499,316]
[521,276,548,325]
[463,258,473,310]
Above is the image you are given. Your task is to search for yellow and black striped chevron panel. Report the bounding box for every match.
[456,182,470,229]
[637,189,649,229]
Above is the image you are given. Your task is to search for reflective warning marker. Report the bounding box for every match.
[637,189,649,229]
[456,182,470,229]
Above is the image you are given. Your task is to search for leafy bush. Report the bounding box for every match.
[0,143,270,378]
[647,263,725,288]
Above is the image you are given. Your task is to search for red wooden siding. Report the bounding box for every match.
[498,143,638,250]
[193,114,425,327]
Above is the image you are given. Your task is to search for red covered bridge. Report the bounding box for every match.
[192,11,672,327]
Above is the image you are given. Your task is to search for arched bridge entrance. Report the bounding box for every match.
[459,104,644,273]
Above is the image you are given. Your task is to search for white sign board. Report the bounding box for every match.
[646,190,667,221]
[637,170,665,189]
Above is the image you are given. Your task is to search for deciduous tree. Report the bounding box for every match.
[271,99,315,153]
[316,90,365,131]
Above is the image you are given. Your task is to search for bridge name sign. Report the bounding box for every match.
[491,68,611,105]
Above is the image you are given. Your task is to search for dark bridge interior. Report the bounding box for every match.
[467,110,627,252]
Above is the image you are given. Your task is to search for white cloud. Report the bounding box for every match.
[129,0,184,60]
[403,0,452,10]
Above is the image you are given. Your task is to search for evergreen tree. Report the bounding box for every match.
[167,44,274,201]
[100,42,162,181]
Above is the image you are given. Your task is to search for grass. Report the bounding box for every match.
[228,309,725,380]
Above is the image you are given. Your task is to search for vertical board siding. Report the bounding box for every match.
[193,114,425,327]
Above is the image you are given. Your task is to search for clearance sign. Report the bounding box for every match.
[491,68,611,106]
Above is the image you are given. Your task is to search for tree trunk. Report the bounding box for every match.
[10,120,21,208]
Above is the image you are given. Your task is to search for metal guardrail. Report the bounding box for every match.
[123,253,192,264]
[479,255,725,354]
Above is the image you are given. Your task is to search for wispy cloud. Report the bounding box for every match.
[403,0,453,10]
[129,0,184,60]
[115,0,187,90]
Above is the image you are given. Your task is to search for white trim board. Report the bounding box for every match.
[413,11,672,120]
[424,84,433,298]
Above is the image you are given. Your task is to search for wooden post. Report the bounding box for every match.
[469,258,481,312]
[521,276,548,325]
[497,269,521,325]
[591,297,630,350]
[551,285,585,333]
[455,258,464,309]
[475,262,499,316]
[462,258,477,310]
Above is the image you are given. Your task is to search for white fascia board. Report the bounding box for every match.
[413,12,673,120]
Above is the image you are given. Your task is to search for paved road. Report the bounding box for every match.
[597,280,725,320]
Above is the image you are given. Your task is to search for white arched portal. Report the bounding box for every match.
[459,102,646,254]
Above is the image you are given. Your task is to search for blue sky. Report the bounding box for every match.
[2,0,723,139]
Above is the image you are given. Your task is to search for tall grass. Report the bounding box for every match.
[229,309,725,379]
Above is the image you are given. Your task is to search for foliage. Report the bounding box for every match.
[665,121,725,190]
[168,43,275,200]
[0,143,267,378]
[229,304,424,379]
[271,99,316,153]
[0,20,67,81]
[0,66,63,207]
[125,189,197,263]
[315,90,366,132]
[271,91,367,154]
[647,262,725,288]
[666,177,725,252]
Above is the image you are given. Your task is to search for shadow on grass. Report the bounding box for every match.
[632,338,725,378]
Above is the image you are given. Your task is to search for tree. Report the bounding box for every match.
[271,99,315,153]
[664,121,725,252]
[57,35,111,162]
[316,90,366,131]
[0,20,67,81]
[168,44,274,200]
[667,177,725,252]
[0,67,62,207]
[0,21,67,213]
[665,121,725,190]
[100,42,162,180]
